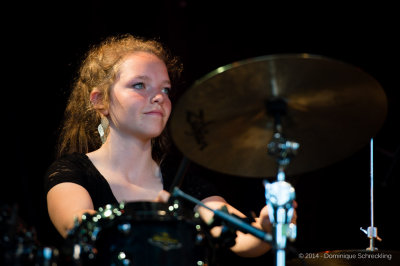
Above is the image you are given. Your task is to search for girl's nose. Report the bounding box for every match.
[151,91,166,104]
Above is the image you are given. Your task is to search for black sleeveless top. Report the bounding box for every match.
[44,153,218,210]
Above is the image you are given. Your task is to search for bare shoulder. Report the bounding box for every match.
[47,182,93,209]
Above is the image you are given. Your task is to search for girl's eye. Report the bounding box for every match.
[133,82,145,89]
[162,87,171,95]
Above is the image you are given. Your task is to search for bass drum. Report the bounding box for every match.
[67,201,211,266]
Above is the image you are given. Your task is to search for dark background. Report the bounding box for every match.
[4,1,400,265]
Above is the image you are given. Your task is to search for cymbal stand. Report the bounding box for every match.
[264,97,298,266]
[360,138,381,250]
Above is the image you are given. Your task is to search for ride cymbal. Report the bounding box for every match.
[169,54,387,178]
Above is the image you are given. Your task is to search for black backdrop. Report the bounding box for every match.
[4,1,400,265]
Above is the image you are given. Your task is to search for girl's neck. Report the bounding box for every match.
[88,134,159,183]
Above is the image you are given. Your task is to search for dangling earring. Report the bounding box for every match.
[98,116,109,144]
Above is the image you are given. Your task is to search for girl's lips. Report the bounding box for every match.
[145,110,164,116]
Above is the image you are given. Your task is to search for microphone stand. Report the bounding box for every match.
[172,187,273,244]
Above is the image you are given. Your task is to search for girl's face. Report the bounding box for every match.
[108,51,172,142]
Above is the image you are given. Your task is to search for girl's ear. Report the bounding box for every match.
[90,88,109,116]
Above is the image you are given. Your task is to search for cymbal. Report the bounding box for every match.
[169,54,387,178]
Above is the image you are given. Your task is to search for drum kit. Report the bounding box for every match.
[1,54,394,265]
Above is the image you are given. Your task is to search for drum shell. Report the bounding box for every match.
[76,202,210,266]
